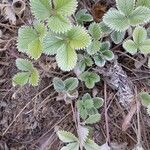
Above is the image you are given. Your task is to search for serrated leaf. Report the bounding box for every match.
[133,26,147,45]
[137,0,150,8]
[85,114,101,124]
[76,9,93,25]
[48,15,71,33]
[123,40,137,55]
[84,99,94,109]
[99,22,112,35]
[87,107,98,115]
[78,125,89,147]
[16,58,33,71]
[94,55,106,67]
[116,0,135,16]
[103,9,129,31]
[64,77,79,91]
[17,26,37,52]
[54,0,77,16]
[79,71,100,89]
[29,68,39,86]
[53,77,65,92]
[67,26,91,49]
[61,142,79,150]
[57,130,78,143]
[84,139,100,150]
[43,32,64,55]
[129,6,150,26]
[30,0,51,21]
[88,22,102,40]
[82,93,92,101]
[139,39,150,55]
[102,50,114,61]
[111,31,125,44]
[28,38,42,59]
[140,92,150,107]
[100,41,111,51]
[87,40,101,55]
[93,97,104,108]
[56,45,77,71]
[12,72,30,86]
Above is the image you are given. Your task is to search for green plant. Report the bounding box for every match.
[53,77,79,103]
[111,31,126,44]
[103,0,150,31]
[77,93,103,124]
[79,71,100,89]
[123,26,150,55]
[140,92,150,115]
[136,0,150,8]
[12,59,39,86]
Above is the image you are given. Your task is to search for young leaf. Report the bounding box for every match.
[76,9,93,25]
[85,114,101,124]
[56,45,77,71]
[103,9,129,31]
[57,130,78,143]
[28,68,39,86]
[54,0,78,16]
[93,55,106,67]
[82,93,92,101]
[129,6,150,26]
[88,22,102,40]
[84,139,100,150]
[12,72,30,86]
[64,77,79,91]
[93,97,104,108]
[102,50,114,61]
[139,39,150,55]
[61,142,79,150]
[133,26,147,45]
[43,32,64,55]
[116,0,135,16]
[87,40,101,55]
[79,71,100,89]
[67,26,91,50]
[16,59,33,71]
[53,77,65,92]
[28,39,42,59]
[111,31,126,44]
[123,40,137,55]
[140,92,150,107]
[100,41,111,51]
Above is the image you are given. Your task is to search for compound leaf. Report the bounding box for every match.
[57,130,78,143]
[56,45,77,71]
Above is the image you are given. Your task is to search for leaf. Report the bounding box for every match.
[48,15,71,33]
[28,68,40,86]
[88,22,102,40]
[85,114,101,124]
[139,39,150,55]
[79,71,100,89]
[111,31,125,44]
[93,97,104,108]
[30,0,51,21]
[78,125,89,147]
[16,59,33,71]
[99,22,112,35]
[53,77,65,92]
[28,39,42,59]
[76,9,93,25]
[84,139,100,150]
[103,9,129,31]
[61,142,79,150]
[67,26,91,50]
[133,26,147,45]
[87,107,98,115]
[137,0,150,8]
[17,26,37,53]
[93,55,106,67]
[54,0,77,16]
[147,104,150,116]
[43,32,64,55]
[116,0,135,15]
[64,77,79,91]
[123,40,137,55]
[87,40,101,55]
[148,57,150,68]
[147,27,150,38]
[84,99,94,109]
[57,130,78,143]
[140,92,150,107]
[56,45,77,71]
[12,72,30,86]
[129,6,150,26]
[82,93,92,101]
[102,50,114,61]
